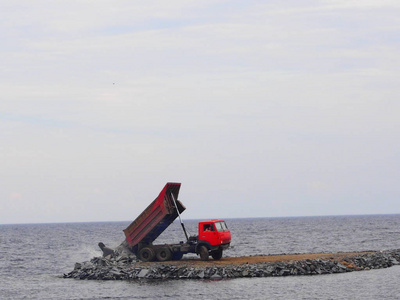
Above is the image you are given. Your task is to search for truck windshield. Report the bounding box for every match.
[214,221,228,232]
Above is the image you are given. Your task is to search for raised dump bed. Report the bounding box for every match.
[123,182,185,253]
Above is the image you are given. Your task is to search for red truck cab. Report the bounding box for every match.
[196,220,231,260]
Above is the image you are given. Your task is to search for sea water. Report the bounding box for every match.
[1,215,400,299]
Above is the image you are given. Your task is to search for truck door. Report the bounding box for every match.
[200,223,220,246]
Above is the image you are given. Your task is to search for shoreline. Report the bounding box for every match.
[63,249,400,280]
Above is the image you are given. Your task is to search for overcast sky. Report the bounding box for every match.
[1,1,399,224]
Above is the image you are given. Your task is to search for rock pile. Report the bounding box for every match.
[63,249,400,280]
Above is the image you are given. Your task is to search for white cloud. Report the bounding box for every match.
[1,1,399,223]
[322,0,400,9]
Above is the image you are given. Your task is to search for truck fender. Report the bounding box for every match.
[196,241,211,254]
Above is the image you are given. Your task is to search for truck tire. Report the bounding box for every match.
[211,249,223,260]
[199,245,209,261]
[156,247,172,262]
[138,247,155,262]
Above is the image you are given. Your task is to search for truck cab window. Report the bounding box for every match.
[204,224,214,231]
[215,221,228,232]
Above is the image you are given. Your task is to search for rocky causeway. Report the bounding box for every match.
[63,249,400,280]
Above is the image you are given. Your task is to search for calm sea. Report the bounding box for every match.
[1,215,400,299]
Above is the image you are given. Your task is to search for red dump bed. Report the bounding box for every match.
[123,182,185,249]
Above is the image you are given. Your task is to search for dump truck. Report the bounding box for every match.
[123,182,231,262]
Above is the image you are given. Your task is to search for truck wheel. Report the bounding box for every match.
[172,252,183,261]
[156,247,172,262]
[211,249,223,260]
[138,247,155,262]
[199,246,209,261]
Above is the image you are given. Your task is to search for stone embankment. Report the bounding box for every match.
[63,249,400,280]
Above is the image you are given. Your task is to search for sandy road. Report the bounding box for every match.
[135,251,374,267]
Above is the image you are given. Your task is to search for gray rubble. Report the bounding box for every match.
[63,249,400,280]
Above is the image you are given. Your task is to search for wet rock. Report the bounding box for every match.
[98,242,115,258]
[390,257,399,265]
[63,249,400,281]
[196,270,205,279]
[137,269,149,278]
[210,273,222,279]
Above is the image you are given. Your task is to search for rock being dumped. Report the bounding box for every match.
[63,249,400,280]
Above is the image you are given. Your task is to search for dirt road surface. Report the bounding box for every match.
[136,251,374,267]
